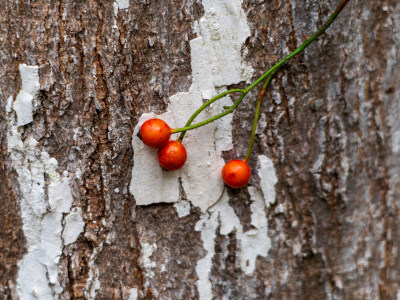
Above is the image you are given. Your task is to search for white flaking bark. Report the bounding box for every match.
[63,207,85,245]
[138,239,159,298]
[10,131,80,299]
[19,64,40,96]
[194,182,274,298]
[258,155,278,207]
[173,200,191,218]
[14,90,33,127]
[128,288,138,300]
[194,211,219,300]
[140,242,157,282]
[13,64,39,127]
[48,177,74,213]
[8,65,84,299]
[241,187,271,274]
[6,95,13,113]
[113,0,129,18]
[116,0,129,10]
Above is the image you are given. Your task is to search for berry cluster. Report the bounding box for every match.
[140,118,249,188]
[140,119,187,171]
[139,0,349,190]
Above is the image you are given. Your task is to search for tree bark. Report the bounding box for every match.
[1,0,400,299]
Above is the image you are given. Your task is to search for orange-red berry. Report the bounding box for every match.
[222,159,251,189]
[157,141,187,171]
[140,118,171,148]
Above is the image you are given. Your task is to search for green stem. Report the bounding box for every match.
[173,89,246,142]
[243,72,275,162]
[172,0,351,140]
[245,5,348,93]
[174,92,247,137]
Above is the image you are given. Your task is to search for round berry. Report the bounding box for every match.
[222,159,251,189]
[140,118,171,148]
[157,141,187,171]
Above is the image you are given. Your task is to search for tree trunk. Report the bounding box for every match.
[1,0,400,299]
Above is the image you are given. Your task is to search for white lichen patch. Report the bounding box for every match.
[258,155,278,207]
[63,207,85,245]
[173,200,191,218]
[195,211,219,300]
[194,192,239,300]
[116,0,129,9]
[19,64,40,96]
[195,186,273,298]
[10,132,80,298]
[9,65,84,299]
[114,0,129,17]
[194,0,253,89]
[240,187,271,274]
[209,191,241,235]
[216,188,271,275]
[6,95,13,113]
[128,288,138,300]
[48,177,74,213]
[14,90,33,126]
[40,213,64,290]
[13,64,39,127]
[139,241,158,284]
[130,0,253,213]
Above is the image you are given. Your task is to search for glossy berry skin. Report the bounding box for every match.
[140,118,171,148]
[222,159,251,189]
[157,141,187,171]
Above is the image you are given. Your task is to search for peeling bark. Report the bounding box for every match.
[1,0,400,299]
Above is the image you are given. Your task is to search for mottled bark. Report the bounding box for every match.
[1,0,400,299]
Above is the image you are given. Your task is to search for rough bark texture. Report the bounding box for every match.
[1,0,400,299]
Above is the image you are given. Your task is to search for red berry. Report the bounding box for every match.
[222,159,251,189]
[157,141,187,171]
[140,118,171,148]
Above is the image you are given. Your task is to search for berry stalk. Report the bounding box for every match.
[171,0,351,140]
[243,71,275,163]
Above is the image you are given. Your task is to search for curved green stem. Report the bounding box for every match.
[172,0,351,141]
[245,0,350,93]
[173,89,246,142]
[173,92,247,135]
[243,72,275,162]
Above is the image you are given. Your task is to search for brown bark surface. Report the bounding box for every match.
[1,0,400,299]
